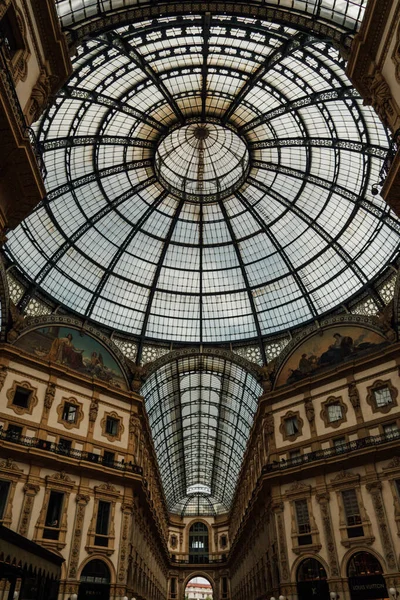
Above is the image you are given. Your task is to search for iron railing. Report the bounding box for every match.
[0,428,143,474]
[263,429,400,474]
[0,36,47,180]
[170,554,227,564]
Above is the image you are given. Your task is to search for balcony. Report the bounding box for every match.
[263,429,400,474]
[0,428,142,475]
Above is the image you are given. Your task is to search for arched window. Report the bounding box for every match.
[347,552,383,577]
[297,558,327,581]
[80,559,111,584]
[79,560,111,600]
[347,553,388,600]
[189,522,209,563]
[297,558,329,600]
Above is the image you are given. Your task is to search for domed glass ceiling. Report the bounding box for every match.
[6,9,400,349]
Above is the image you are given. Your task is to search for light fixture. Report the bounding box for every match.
[123,596,128,600]
[13,593,19,600]
[389,588,397,599]
[71,594,78,600]
[330,592,338,600]
[270,597,276,600]
[279,596,286,600]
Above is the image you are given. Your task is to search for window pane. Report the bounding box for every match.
[374,387,392,407]
[285,416,299,436]
[0,480,11,520]
[327,403,342,422]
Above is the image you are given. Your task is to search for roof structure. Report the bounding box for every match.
[5,0,399,516]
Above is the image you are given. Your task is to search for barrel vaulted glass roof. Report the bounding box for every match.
[142,354,262,514]
[6,11,400,351]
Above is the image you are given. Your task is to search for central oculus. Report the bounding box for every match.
[155,123,250,201]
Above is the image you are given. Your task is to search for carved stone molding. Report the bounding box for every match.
[101,410,125,442]
[18,483,40,536]
[320,395,348,429]
[271,502,289,582]
[279,410,304,442]
[44,382,56,411]
[366,379,398,414]
[366,481,398,571]
[6,379,38,415]
[316,492,340,577]
[118,502,134,584]
[0,365,8,392]
[89,399,98,423]
[68,494,90,579]
[56,396,84,430]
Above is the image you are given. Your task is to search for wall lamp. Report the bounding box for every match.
[389,588,398,599]
[330,593,339,600]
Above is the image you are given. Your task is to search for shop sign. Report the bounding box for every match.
[348,576,388,600]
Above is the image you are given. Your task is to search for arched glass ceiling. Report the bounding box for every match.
[6,13,400,348]
[141,354,262,515]
[55,0,366,34]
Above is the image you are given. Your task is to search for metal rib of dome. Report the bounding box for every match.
[6,13,400,348]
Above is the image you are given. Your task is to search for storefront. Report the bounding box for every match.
[347,552,389,600]
[296,558,330,600]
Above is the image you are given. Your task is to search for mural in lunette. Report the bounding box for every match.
[15,325,127,389]
[276,325,388,387]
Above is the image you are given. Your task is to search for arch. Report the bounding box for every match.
[291,554,330,582]
[77,556,116,585]
[183,572,215,591]
[341,547,387,579]
[346,551,384,578]
[188,521,210,564]
[296,556,330,600]
[13,319,130,389]
[144,347,261,380]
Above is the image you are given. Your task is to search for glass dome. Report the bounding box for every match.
[6,11,400,348]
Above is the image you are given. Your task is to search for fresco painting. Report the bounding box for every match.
[277,326,388,387]
[15,326,127,389]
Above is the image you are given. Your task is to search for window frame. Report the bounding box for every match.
[280,410,303,442]
[366,379,398,415]
[321,396,347,429]
[6,380,38,416]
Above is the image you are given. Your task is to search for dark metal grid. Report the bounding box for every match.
[141,354,262,514]
[5,13,398,349]
[55,1,366,35]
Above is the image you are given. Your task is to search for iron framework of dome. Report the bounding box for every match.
[6,9,400,359]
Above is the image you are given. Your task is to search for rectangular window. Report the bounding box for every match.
[0,480,11,521]
[289,450,302,464]
[58,438,72,454]
[374,387,393,408]
[95,500,110,546]
[105,417,119,436]
[12,387,31,409]
[0,6,23,58]
[103,451,115,466]
[43,491,64,540]
[6,424,22,440]
[62,402,77,423]
[327,403,343,422]
[285,416,299,436]
[295,499,312,545]
[342,489,364,538]
[383,423,399,439]
[334,437,346,452]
